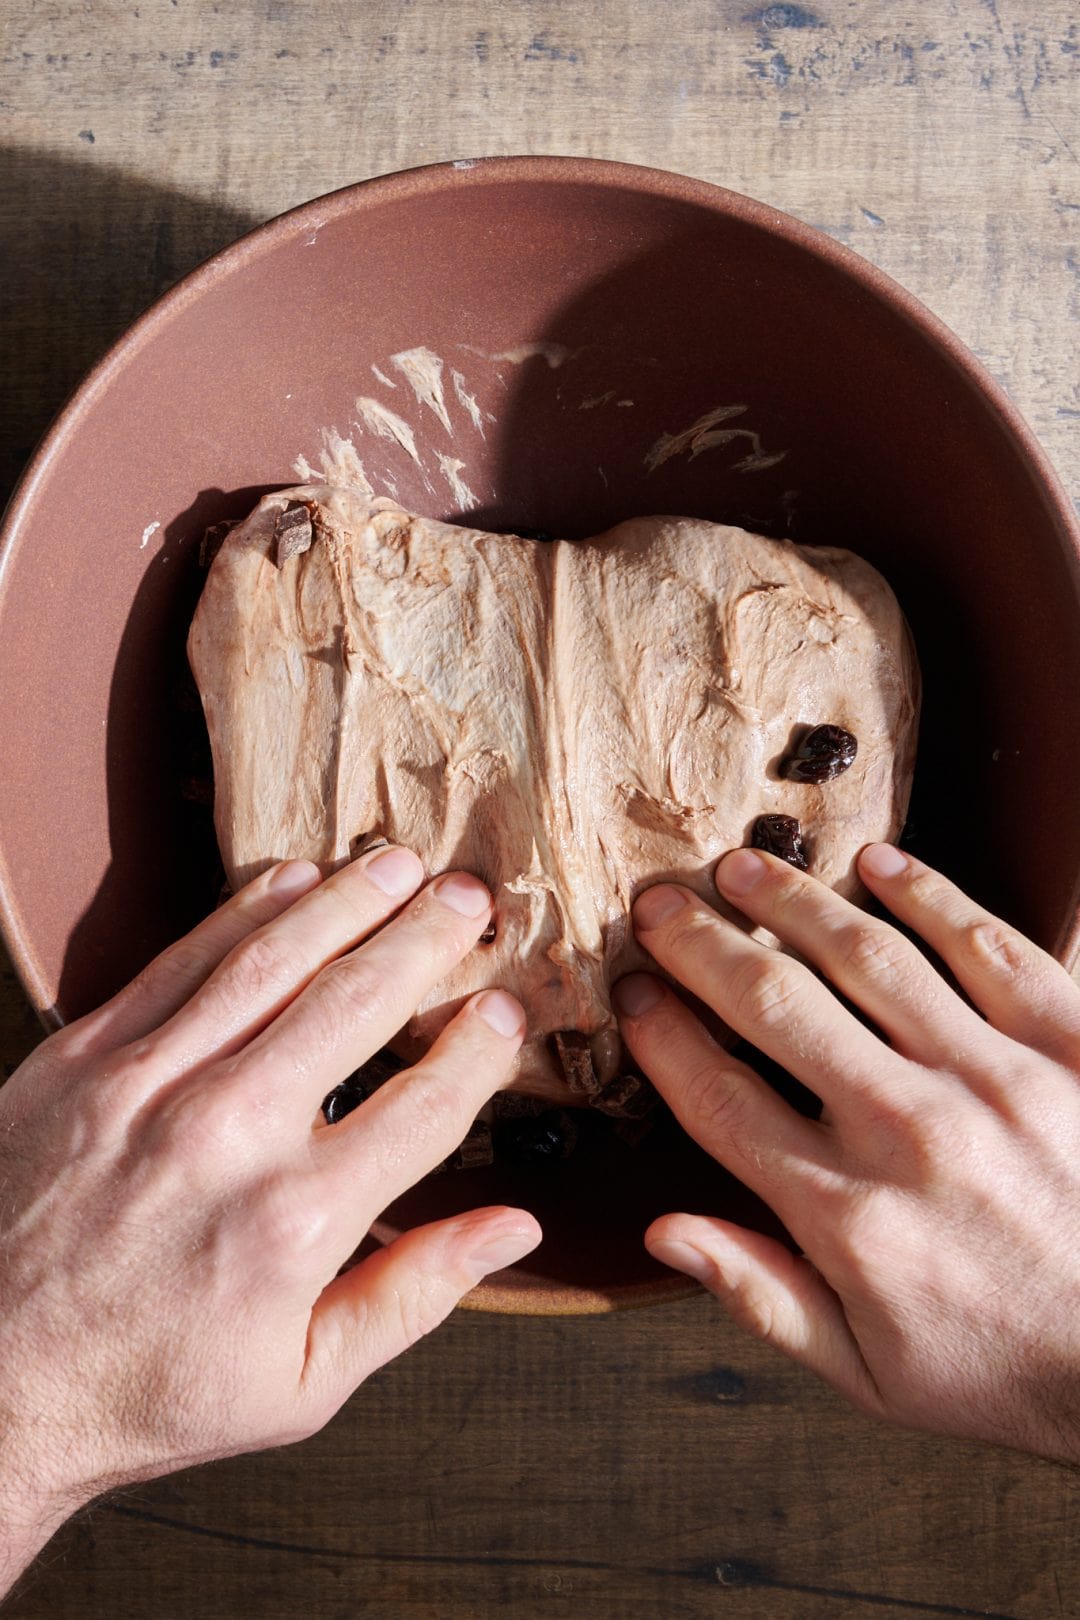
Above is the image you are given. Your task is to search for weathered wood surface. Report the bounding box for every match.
[1,2,1078,1616]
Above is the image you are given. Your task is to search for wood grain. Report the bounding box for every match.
[1,2,1078,1616]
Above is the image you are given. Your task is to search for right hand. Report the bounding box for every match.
[616,844,1080,1464]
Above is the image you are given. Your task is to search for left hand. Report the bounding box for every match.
[614,844,1080,1462]
[0,848,540,1591]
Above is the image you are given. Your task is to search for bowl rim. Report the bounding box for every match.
[2,156,1079,1314]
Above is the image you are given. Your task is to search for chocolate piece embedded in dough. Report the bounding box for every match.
[783,724,858,784]
[272,501,314,567]
[751,814,809,871]
[552,1030,600,1096]
[189,490,920,1104]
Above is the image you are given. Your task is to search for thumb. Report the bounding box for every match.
[646,1214,885,1417]
[303,1206,542,1401]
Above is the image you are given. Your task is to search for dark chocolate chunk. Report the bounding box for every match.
[448,1119,495,1171]
[321,1072,370,1125]
[751,814,808,870]
[273,501,314,567]
[782,724,858,784]
[499,1108,578,1166]
[321,1047,404,1123]
[551,1029,599,1095]
[355,1047,406,1090]
[199,519,236,568]
[492,1092,548,1119]
[590,1072,660,1120]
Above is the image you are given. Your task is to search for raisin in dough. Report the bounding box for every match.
[188,489,919,1102]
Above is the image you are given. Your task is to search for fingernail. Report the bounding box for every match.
[475,989,525,1038]
[367,846,425,897]
[434,872,492,918]
[716,848,767,897]
[470,1227,538,1274]
[648,1239,714,1285]
[861,843,908,879]
[613,973,664,1018]
[633,885,688,930]
[269,859,322,897]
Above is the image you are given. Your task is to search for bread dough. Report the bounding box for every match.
[188,489,919,1101]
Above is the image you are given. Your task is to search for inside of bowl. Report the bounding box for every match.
[2,161,1078,1308]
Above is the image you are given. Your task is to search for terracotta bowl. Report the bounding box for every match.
[1,157,1078,1314]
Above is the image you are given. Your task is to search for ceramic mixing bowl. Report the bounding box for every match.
[1,157,1078,1310]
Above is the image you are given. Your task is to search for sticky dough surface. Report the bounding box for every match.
[188,490,920,1101]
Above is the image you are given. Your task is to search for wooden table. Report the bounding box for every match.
[1,4,1077,1615]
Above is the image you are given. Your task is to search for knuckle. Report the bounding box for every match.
[315,953,394,1024]
[399,1064,475,1143]
[732,956,804,1032]
[661,907,718,961]
[147,935,214,996]
[35,1019,87,1066]
[394,1269,451,1348]
[251,1172,331,1260]
[150,1079,250,1163]
[960,919,1028,979]
[904,867,946,912]
[224,931,307,1004]
[840,922,908,983]
[686,1062,753,1142]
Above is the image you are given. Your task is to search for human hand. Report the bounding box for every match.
[0,850,539,1590]
[615,845,1080,1463]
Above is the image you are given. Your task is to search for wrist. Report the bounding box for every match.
[0,1429,93,1598]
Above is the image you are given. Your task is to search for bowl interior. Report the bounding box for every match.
[2,158,1079,1311]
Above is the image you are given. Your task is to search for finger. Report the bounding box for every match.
[613,973,831,1213]
[858,844,1080,1060]
[231,874,500,1124]
[61,859,323,1058]
[646,1213,884,1417]
[713,848,992,1068]
[145,844,428,1072]
[300,1206,541,1411]
[317,989,525,1227]
[632,883,905,1111]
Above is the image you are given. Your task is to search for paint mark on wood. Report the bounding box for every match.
[746,4,824,28]
[524,33,581,64]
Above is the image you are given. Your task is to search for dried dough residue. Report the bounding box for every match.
[390,346,453,434]
[435,453,478,507]
[354,396,424,467]
[464,341,573,370]
[645,404,787,476]
[293,429,374,494]
[452,369,486,434]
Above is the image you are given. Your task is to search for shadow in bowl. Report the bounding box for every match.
[3,159,1078,1310]
[56,483,290,1019]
